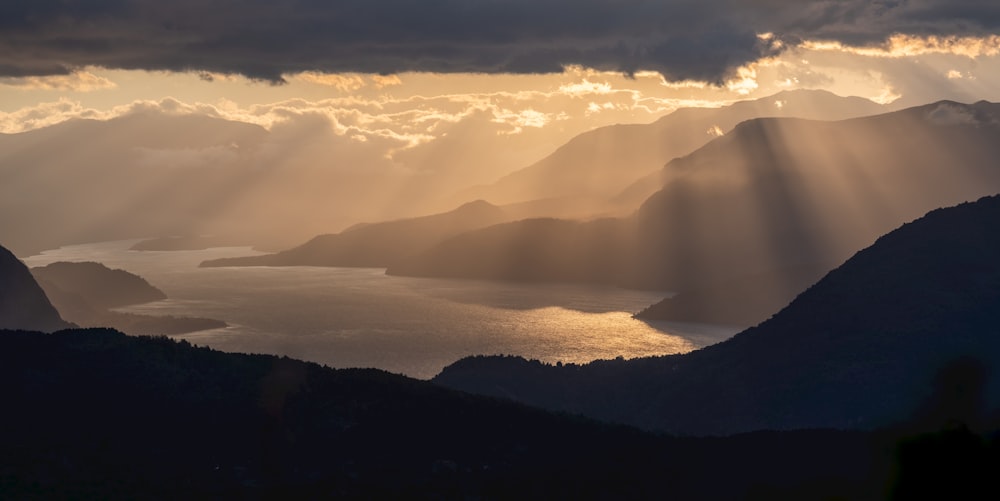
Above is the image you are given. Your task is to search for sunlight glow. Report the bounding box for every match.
[559,79,614,96]
[801,34,1000,59]
[726,66,760,95]
[872,85,902,105]
[0,71,117,92]
[294,72,368,91]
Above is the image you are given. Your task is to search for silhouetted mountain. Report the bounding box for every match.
[395,100,1000,325]
[5,326,980,499]
[31,261,225,335]
[634,265,825,325]
[31,261,167,309]
[206,91,886,272]
[434,195,1000,435]
[389,217,633,283]
[457,89,884,210]
[200,200,508,268]
[0,243,72,332]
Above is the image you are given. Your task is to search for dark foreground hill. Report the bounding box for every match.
[0,244,72,332]
[434,195,1000,435]
[394,100,1000,325]
[3,327,998,499]
[0,328,875,499]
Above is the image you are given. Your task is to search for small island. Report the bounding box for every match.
[31,261,226,335]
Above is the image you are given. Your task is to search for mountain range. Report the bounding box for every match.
[200,90,888,283]
[3,195,1000,497]
[391,100,1000,325]
[0,251,879,498]
[0,91,882,262]
[456,89,885,210]
[434,194,1000,435]
[200,200,509,268]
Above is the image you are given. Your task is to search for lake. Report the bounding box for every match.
[24,240,740,379]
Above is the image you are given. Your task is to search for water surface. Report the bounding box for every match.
[25,241,740,379]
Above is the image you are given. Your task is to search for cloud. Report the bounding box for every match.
[3,1,999,84]
[800,35,1000,58]
[371,75,403,88]
[0,71,116,91]
[925,102,991,126]
[293,73,367,92]
[559,79,615,97]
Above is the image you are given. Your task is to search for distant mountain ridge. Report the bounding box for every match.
[200,200,508,268]
[434,194,1000,435]
[394,99,1000,325]
[199,90,887,271]
[457,89,885,209]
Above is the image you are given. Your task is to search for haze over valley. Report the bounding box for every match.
[5,1,1000,497]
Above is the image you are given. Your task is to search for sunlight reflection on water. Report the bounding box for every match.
[24,240,741,379]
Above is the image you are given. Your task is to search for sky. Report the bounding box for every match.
[3,0,1000,236]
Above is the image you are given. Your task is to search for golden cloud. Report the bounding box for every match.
[293,72,368,91]
[371,75,403,88]
[0,71,117,92]
[800,34,1000,59]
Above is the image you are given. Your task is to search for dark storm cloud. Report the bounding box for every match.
[1,0,998,82]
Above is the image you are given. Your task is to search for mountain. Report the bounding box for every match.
[0,327,920,499]
[388,217,633,282]
[31,261,167,309]
[633,265,826,326]
[456,89,885,210]
[393,100,1000,325]
[0,243,72,332]
[201,90,884,271]
[31,261,225,335]
[434,195,1000,435]
[200,200,508,268]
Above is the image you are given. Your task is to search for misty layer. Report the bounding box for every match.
[459,89,885,208]
[0,89,881,260]
[201,200,509,268]
[199,90,884,274]
[393,100,1000,325]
